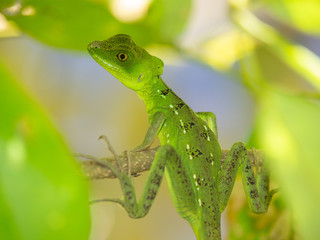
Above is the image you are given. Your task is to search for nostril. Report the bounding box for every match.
[88,41,102,50]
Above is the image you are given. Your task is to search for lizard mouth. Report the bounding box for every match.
[88,41,120,73]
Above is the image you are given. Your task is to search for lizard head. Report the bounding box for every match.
[88,34,164,91]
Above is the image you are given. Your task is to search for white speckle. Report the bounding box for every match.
[197,187,200,191]
[195,181,198,186]
[204,125,207,130]
[201,178,204,181]
[189,155,193,160]
[211,161,214,165]
[183,130,186,134]
[164,123,166,127]
[198,198,202,206]
[179,119,184,126]
[161,95,166,99]
[157,89,160,93]
[193,174,196,179]
[166,134,170,138]
[169,104,173,108]
[207,136,211,141]
[186,144,190,149]
[174,110,179,115]
[167,140,170,143]
[210,153,213,157]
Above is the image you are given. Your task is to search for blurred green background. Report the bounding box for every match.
[1,0,319,239]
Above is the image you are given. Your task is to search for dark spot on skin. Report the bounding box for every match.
[247,176,256,185]
[196,178,202,186]
[250,189,259,199]
[232,150,240,159]
[205,155,214,164]
[169,102,186,115]
[143,203,149,210]
[230,161,236,169]
[200,131,210,140]
[151,175,162,186]
[146,189,157,200]
[161,88,170,96]
[255,202,261,210]
[179,121,195,133]
[220,176,232,186]
[226,176,232,184]
[175,103,185,109]
[186,146,203,158]
[194,149,203,156]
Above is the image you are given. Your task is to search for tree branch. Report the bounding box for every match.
[77,147,264,180]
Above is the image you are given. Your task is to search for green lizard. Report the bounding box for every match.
[87,34,276,240]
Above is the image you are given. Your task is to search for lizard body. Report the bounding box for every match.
[87,34,275,240]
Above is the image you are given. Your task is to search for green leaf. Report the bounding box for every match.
[0,0,15,10]
[2,0,191,50]
[0,61,90,239]
[256,90,320,239]
[231,7,320,91]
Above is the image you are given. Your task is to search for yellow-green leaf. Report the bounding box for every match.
[1,0,191,50]
[256,90,320,239]
[0,60,90,240]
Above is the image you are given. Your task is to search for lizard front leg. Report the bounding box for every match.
[92,143,176,218]
[196,112,218,138]
[133,111,165,151]
[91,111,176,218]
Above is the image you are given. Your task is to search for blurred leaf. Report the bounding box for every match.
[0,0,15,10]
[264,0,320,34]
[1,0,191,50]
[0,61,90,239]
[231,6,320,91]
[226,170,287,239]
[227,191,289,240]
[148,0,191,42]
[199,30,256,70]
[256,90,320,240]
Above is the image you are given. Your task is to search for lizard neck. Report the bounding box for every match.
[136,76,181,116]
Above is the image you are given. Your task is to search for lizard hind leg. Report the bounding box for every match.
[217,142,277,214]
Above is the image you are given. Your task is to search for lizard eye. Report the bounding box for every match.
[117,52,128,62]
